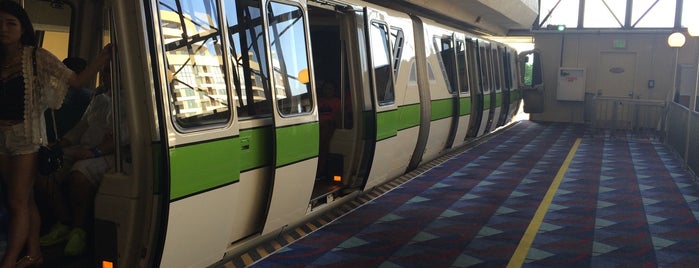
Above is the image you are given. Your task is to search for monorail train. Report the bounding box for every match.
[10,0,526,267]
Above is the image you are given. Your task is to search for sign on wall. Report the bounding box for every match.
[557,68,585,101]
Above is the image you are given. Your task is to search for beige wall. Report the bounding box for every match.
[529,31,699,126]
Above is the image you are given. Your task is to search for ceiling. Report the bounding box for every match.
[364,0,538,37]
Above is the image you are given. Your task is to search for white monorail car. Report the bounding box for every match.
[10,0,523,267]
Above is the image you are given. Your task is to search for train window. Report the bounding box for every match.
[390,27,404,76]
[223,0,272,119]
[456,40,469,95]
[503,51,513,89]
[369,21,395,106]
[409,61,417,82]
[267,2,313,116]
[26,1,72,59]
[159,0,232,129]
[466,40,479,94]
[492,48,502,90]
[478,46,490,93]
[434,36,457,93]
[427,61,436,81]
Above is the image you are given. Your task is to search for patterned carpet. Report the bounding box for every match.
[249,121,699,267]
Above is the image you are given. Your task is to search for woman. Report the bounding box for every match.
[0,1,111,267]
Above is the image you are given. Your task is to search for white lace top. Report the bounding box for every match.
[21,46,74,145]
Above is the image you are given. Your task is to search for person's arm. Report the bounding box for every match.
[68,44,113,89]
[89,131,116,158]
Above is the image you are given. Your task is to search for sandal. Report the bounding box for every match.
[15,255,43,268]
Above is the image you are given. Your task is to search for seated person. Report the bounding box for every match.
[36,68,114,256]
[44,57,93,141]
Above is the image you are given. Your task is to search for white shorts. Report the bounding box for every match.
[71,155,115,185]
[0,123,39,155]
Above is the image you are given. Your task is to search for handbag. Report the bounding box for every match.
[38,142,63,176]
[34,47,64,176]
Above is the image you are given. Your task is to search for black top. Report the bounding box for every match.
[0,75,25,121]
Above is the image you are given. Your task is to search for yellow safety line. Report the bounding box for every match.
[507,138,582,268]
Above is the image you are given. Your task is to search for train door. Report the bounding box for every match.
[487,45,501,131]
[503,48,518,123]
[150,1,247,267]
[476,40,493,136]
[465,38,482,139]
[451,37,474,148]
[495,46,509,127]
[306,1,367,210]
[435,34,461,150]
[262,0,319,233]
[362,7,399,189]
[519,49,545,113]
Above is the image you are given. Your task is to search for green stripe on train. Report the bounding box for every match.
[398,103,420,130]
[431,98,453,121]
[459,97,472,116]
[239,127,273,170]
[275,122,319,166]
[169,137,241,200]
[495,92,503,108]
[377,109,399,140]
[484,94,491,110]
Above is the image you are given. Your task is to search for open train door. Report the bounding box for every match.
[518,49,544,113]
[262,0,320,233]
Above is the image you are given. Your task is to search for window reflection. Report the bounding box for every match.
[224,0,272,118]
[370,21,394,106]
[159,0,231,129]
[267,2,312,116]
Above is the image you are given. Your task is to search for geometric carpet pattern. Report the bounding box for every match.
[241,121,699,267]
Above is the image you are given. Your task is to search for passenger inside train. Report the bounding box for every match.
[35,65,113,257]
[317,81,341,178]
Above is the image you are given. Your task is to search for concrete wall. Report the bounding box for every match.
[529,31,699,127]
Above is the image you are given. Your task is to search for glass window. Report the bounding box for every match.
[503,50,513,89]
[26,0,72,59]
[390,27,404,76]
[584,0,626,28]
[491,48,502,90]
[478,45,490,93]
[466,40,479,94]
[632,0,675,28]
[539,0,579,28]
[223,0,271,118]
[159,0,231,129]
[267,2,313,116]
[434,36,457,93]
[369,21,395,106]
[456,40,469,95]
[682,0,699,29]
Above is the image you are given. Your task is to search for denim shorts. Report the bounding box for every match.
[0,123,39,155]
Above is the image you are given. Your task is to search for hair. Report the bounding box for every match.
[0,1,36,46]
[63,57,87,73]
[0,1,36,64]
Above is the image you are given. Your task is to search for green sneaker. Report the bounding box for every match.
[39,222,70,246]
[64,228,87,256]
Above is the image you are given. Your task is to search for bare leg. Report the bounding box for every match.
[0,153,41,268]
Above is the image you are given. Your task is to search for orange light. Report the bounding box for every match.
[333,175,342,182]
[102,260,114,268]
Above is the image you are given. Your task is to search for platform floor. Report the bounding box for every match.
[224,120,699,267]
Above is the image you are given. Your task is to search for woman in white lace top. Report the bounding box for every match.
[0,2,111,267]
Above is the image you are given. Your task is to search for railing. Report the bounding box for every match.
[667,102,699,177]
[590,96,665,131]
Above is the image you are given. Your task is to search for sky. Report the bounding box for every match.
[540,0,698,29]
